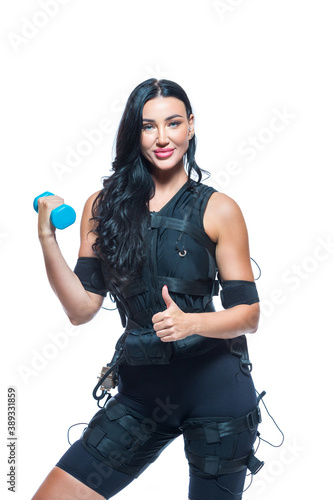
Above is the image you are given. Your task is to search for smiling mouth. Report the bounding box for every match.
[154,148,175,158]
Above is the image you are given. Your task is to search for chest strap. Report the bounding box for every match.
[160,276,219,296]
[150,214,216,257]
[118,276,219,299]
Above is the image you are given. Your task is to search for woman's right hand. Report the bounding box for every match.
[37,194,64,239]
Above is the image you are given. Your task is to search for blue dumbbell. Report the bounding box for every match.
[33,191,76,230]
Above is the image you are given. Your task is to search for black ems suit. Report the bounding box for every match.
[56,180,262,499]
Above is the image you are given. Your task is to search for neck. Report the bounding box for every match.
[148,163,190,212]
[150,161,189,194]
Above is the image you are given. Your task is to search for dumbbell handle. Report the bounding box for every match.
[33,192,76,230]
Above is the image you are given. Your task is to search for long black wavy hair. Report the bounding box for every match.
[92,78,208,285]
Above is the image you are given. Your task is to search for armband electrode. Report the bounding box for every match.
[220,280,259,309]
[74,257,107,297]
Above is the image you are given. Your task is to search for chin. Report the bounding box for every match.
[152,156,185,170]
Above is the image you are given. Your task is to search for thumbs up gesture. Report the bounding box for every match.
[152,285,193,342]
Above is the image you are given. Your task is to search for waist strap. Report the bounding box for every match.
[131,301,215,328]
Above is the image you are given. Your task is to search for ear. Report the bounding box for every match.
[188,114,195,139]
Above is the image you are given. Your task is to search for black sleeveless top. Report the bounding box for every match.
[74,179,253,367]
[106,179,219,328]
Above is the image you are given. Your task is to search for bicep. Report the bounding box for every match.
[205,193,260,330]
[77,190,106,310]
[210,194,254,281]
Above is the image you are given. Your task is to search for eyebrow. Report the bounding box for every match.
[142,114,184,122]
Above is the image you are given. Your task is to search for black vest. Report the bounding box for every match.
[103,179,249,366]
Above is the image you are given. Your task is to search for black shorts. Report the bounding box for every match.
[56,342,258,499]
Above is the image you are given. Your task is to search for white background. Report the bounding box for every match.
[1,0,332,499]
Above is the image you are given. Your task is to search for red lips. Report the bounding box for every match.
[154,148,175,153]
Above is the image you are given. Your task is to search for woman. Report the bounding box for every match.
[33,79,261,500]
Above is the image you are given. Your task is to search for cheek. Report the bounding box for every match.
[140,134,152,154]
[174,127,189,145]
[175,132,189,148]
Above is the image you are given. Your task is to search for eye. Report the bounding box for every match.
[168,121,181,128]
[142,123,155,132]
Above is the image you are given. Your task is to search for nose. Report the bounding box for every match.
[156,126,169,146]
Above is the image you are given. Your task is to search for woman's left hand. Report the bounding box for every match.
[152,286,193,342]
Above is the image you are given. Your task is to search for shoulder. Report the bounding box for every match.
[80,190,103,231]
[82,190,102,218]
[194,182,240,217]
[204,191,246,243]
[78,190,102,257]
[85,189,102,208]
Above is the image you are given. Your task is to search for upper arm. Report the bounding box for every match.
[78,190,102,258]
[77,190,105,308]
[204,192,254,281]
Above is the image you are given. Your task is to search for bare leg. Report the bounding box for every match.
[31,466,105,500]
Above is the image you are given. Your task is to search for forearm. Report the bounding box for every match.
[39,234,100,324]
[187,303,260,339]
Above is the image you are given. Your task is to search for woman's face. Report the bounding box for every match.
[140,96,194,174]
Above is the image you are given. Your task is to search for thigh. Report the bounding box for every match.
[56,440,137,499]
[55,397,181,499]
[79,397,181,477]
[182,418,259,500]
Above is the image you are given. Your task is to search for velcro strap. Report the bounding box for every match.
[220,280,259,309]
[131,302,215,328]
[95,435,137,467]
[187,451,249,476]
[74,257,107,297]
[159,276,219,296]
[83,426,106,447]
[104,398,128,421]
[182,407,261,442]
[118,276,219,299]
[150,215,216,256]
[117,415,151,445]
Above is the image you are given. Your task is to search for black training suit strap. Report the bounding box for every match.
[159,276,219,296]
[118,275,219,300]
[74,257,107,297]
[220,280,259,309]
[150,214,216,257]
